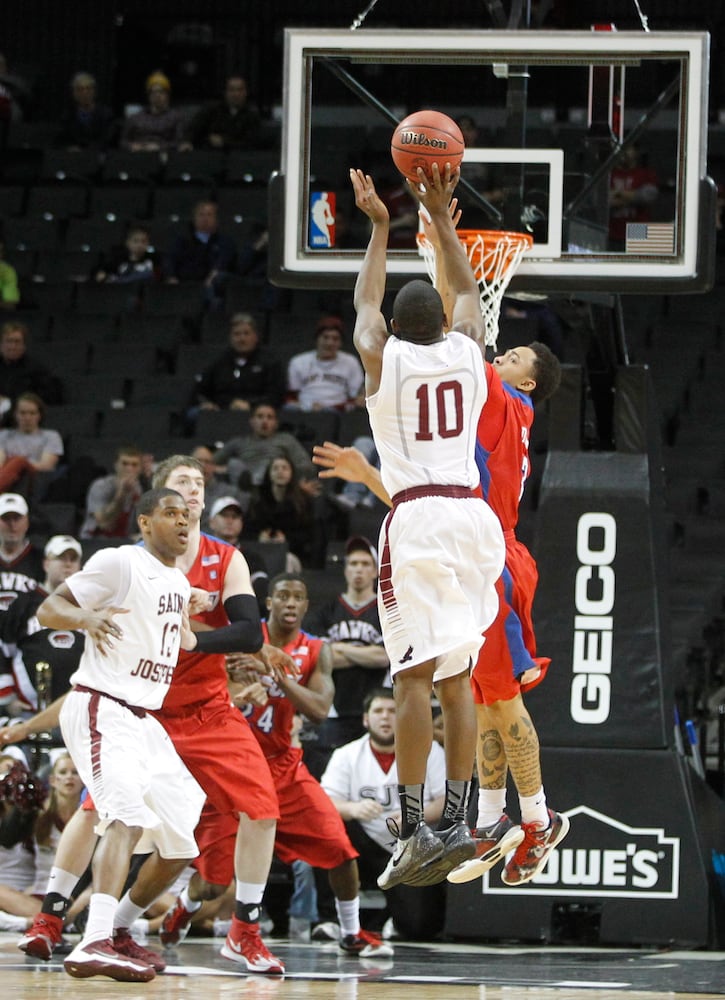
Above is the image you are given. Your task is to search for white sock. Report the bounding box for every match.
[335,897,360,938]
[0,910,30,931]
[113,891,146,931]
[179,884,202,914]
[477,788,507,830]
[236,881,265,905]
[519,786,549,829]
[46,866,79,900]
[82,892,118,945]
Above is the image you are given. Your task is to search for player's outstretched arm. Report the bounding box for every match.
[350,169,390,395]
[407,164,483,340]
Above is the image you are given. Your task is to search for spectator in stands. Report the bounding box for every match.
[54,71,117,150]
[0,393,63,497]
[163,199,237,308]
[213,400,318,490]
[192,444,248,530]
[0,494,44,607]
[243,456,315,570]
[0,244,19,313]
[120,70,190,152]
[609,142,660,249]
[0,534,83,718]
[185,312,285,429]
[0,322,61,424]
[188,75,262,151]
[286,316,365,412]
[207,495,268,615]
[320,688,446,940]
[303,536,389,776]
[93,223,157,284]
[79,443,143,540]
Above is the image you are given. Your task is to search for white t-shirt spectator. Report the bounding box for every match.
[321,734,445,852]
[287,350,364,411]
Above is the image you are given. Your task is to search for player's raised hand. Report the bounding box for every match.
[349,169,389,225]
[312,441,371,483]
[406,162,460,217]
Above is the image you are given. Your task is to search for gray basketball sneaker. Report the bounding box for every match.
[377,820,444,890]
[405,820,478,887]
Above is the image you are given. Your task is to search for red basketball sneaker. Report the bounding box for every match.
[502,809,570,886]
[64,937,156,982]
[18,912,64,961]
[113,928,166,973]
[220,917,285,974]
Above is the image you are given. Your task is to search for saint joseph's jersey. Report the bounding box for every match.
[243,623,324,760]
[476,364,535,532]
[67,545,190,711]
[367,331,486,497]
[156,533,236,716]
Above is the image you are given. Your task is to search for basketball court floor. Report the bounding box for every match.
[2,932,725,999]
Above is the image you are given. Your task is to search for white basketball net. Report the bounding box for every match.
[417,229,533,349]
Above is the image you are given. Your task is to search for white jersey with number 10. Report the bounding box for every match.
[367,331,486,498]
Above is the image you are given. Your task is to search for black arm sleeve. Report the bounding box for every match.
[193,593,263,654]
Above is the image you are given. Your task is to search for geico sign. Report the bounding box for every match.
[483,806,679,899]
[571,512,616,724]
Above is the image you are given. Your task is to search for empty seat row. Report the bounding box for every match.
[1,142,281,186]
[0,182,270,227]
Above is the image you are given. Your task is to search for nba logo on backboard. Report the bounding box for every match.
[309,191,336,247]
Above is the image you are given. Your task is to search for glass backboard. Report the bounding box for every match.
[268,28,714,294]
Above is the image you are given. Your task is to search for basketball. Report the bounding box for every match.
[390,110,465,182]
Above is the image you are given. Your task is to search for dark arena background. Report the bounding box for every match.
[1,1,725,997]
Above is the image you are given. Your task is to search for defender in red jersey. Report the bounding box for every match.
[234,572,390,957]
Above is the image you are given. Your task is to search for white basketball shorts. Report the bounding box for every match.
[377,493,505,681]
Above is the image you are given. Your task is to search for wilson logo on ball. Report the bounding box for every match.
[399,131,450,149]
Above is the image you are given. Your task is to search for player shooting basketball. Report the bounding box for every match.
[348,162,505,888]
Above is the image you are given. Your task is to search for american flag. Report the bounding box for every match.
[625,222,675,254]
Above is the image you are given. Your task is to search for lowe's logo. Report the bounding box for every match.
[483,806,679,899]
